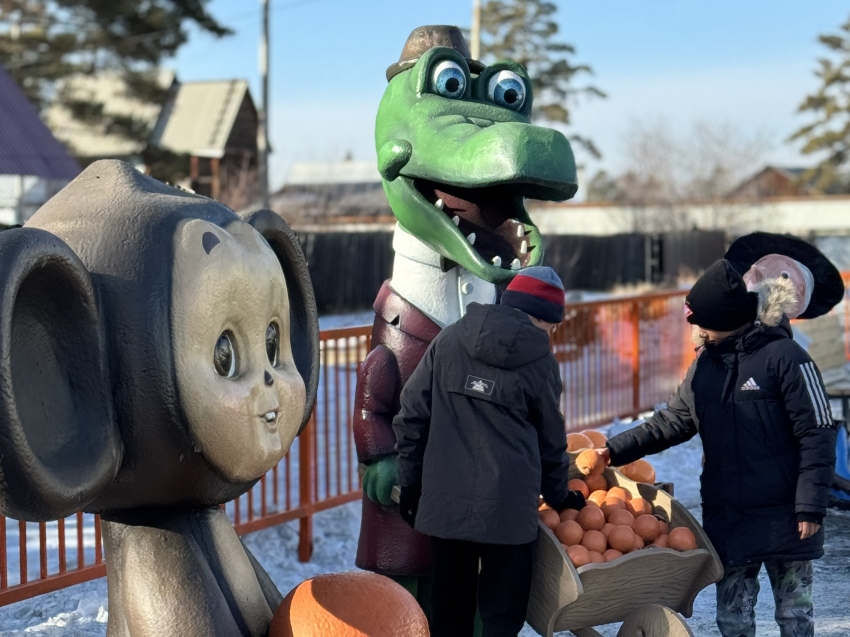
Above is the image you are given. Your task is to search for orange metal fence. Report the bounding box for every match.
[554,290,694,430]
[1,282,847,607]
[0,326,372,608]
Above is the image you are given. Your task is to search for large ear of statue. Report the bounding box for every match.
[0,228,121,520]
[243,209,320,432]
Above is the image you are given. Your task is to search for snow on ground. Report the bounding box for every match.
[3,429,848,636]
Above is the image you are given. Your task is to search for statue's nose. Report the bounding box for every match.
[264,370,274,386]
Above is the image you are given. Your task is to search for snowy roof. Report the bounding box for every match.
[44,69,175,159]
[285,161,381,186]
[150,80,252,159]
[0,64,80,179]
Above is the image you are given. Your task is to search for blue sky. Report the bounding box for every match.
[168,0,849,190]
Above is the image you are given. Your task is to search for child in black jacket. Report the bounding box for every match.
[393,266,585,637]
[599,259,837,637]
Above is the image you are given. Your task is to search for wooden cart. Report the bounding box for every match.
[527,467,723,637]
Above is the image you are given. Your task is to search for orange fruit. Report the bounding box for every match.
[657,519,670,536]
[555,520,584,546]
[567,544,590,567]
[633,534,645,551]
[652,534,669,548]
[668,527,698,552]
[607,509,635,528]
[603,548,623,562]
[567,433,593,451]
[271,571,428,637]
[575,449,605,476]
[600,496,626,519]
[581,430,608,448]
[601,522,615,539]
[607,486,632,502]
[633,515,661,542]
[580,529,607,554]
[539,508,560,530]
[568,478,590,498]
[559,508,579,523]
[627,498,652,517]
[576,505,605,531]
[607,525,635,553]
[626,459,656,483]
[584,474,607,493]
[588,550,605,564]
[588,490,608,506]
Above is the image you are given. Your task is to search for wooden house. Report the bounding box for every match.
[45,73,261,210]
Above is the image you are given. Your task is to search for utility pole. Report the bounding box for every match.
[471,0,481,60]
[258,0,270,209]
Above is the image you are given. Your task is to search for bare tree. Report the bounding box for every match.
[219,153,258,212]
[591,120,772,233]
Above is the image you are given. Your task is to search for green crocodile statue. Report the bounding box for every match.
[353,24,578,617]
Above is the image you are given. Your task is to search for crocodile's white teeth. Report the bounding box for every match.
[520,240,528,254]
[510,258,521,271]
[516,224,525,238]
[452,215,460,226]
[467,233,476,246]
[435,198,444,210]
[491,255,502,267]
[264,412,276,422]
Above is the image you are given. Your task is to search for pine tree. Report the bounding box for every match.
[0,0,230,153]
[789,15,850,193]
[479,0,605,157]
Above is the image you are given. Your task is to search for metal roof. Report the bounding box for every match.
[0,64,80,179]
[151,80,249,159]
[44,69,175,159]
[286,160,381,186]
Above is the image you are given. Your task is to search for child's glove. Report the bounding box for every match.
[398,484,422,528]
[553,490,587,513]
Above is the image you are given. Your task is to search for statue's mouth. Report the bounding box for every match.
[412,179,535,271]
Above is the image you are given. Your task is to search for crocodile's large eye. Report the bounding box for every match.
[266,322,279,366]
[213,331,236,378]
[431,60,466,99]
[488,70,526,110]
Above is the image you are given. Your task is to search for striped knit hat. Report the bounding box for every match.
[500,266,566,323]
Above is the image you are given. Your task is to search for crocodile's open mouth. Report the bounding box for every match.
[412,179,535,271]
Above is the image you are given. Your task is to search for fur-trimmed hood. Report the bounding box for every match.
[692,276,797,347]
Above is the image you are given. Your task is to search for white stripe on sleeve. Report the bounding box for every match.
[800,363,826,426]
[806,362,833,424]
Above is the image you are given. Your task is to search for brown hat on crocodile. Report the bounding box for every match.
[386,25,486,82]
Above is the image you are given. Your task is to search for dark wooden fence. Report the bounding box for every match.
[299,230,726,313]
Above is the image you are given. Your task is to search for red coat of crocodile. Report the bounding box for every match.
[353,281,439,575]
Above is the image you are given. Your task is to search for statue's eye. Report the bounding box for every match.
[431,60,466,99]
[781,271,791,279]
[266,322,279,366]
[213,331,236,378]
[488,70,526,110]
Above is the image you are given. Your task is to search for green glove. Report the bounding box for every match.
[362,455,398,506]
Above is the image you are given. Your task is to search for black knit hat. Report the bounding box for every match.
[725,232,844,319]
[686,260,758,331]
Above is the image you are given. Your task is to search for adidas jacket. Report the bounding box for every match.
[607,278,838,566]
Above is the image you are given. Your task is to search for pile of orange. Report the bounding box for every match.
[566,430,657,484]
[270,571,429,637]
[539,473,699,568]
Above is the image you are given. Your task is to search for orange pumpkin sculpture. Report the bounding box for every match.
[271,572,430,637]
